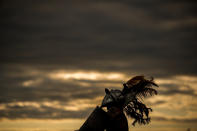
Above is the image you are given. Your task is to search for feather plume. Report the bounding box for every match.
[122,75,158,126]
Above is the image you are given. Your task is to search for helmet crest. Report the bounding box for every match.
[101,75,159,126]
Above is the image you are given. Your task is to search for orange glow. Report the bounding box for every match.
[48,70,126,81]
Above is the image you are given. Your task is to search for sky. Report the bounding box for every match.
[0,0,197,131]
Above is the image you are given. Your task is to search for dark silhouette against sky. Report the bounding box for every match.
[0,0,197,131]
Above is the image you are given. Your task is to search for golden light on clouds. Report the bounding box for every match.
[157,75,197,94]
[2,68,197,131]
[22,79,43,87]
[1,0,197,130]
[0,119,84,131]
[157,75,197,84]
[0,96,103,113]
[64,97,102,111]
[48,70,126,81]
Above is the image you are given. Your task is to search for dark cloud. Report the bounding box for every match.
[0,0,197,120]
[0,76,107,103]
[158,83,197,96]
[1,0,197,77]
[152,116,197,123]
[146,100,167,106]
[0,104,94,119]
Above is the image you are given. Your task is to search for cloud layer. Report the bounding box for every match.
[0,0,197,129]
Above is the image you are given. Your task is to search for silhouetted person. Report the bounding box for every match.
[78,76,159,131]
[187,128,191,131]
[106,106,128,131]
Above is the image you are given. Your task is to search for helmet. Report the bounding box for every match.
[101,88,124,108]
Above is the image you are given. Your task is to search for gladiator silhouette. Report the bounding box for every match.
[77,76,159,131]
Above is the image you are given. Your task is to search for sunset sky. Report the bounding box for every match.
[1,0,197,131]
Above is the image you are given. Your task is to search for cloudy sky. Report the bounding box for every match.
[1,0,197,131]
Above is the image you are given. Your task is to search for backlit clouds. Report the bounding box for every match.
[1,0,197,130]
[1,67,197,122]
[49,70,126,81]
